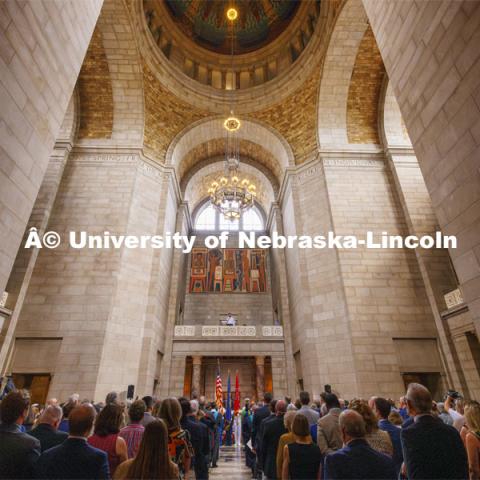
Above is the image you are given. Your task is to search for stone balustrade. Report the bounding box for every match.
[174,325,283,338]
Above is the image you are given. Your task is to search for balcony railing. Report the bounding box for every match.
[174,325,283,338]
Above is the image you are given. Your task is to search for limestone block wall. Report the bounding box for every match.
[324,158,441,399]
[0,0,103,297]
[363,0,480,336]
[11,152,178,402]
[282,163,357,399]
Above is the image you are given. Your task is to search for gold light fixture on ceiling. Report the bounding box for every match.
[209,5,256,221]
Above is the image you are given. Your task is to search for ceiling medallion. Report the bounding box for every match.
[209,8,256,221]
[224,116,241,132]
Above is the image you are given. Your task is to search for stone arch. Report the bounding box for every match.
[379,79,413,149]
[166,117,295,180]
[77,0,144,146]
[317,0,370,147]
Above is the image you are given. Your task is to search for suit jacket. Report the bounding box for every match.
[0,423,41,479]
[252,405,271,448]
[324,438,396,480]
[378,419,403,474]
[181,415,210,473]
[317,408,342,455]
[35,437,110,479]
[260,415,287,479]
[29,423,68,452]
[401,414,468,479]
[298,405,320,426]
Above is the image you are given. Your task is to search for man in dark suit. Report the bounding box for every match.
[259,400,287,480]
[252,392,274,479]
[0,391,41,479]
[180,398,210,480]
[35,404,110,479]
[324,410,396,480]
[30,405,68,452]
[401,383,468,479]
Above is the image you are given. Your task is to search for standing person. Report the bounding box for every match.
[349,399,392,456]
[0,391,40,479]
[276,410,299,478]
[242,402,256,476]
[141,396,156,426]
[401,383,468,479]
[445,394,466,431]
[373,397,403,475]
[461,401,480,480]
[324,410,395,480]
[36,405,110,479]
[179,398,210,480]
[281,413,322,480]
[29,405,68,452]
[114,420,179,480]
[159,397,193,479]
[298,391,319,427]
[119,400,146,458]
[208,402,222,468]
[252,392,273,479]
[260,400,288,480]
[317,393,343,456]
[88,403,128,476]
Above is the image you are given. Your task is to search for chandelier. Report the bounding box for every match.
[208,6,256,221]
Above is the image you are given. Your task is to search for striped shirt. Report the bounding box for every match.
[119,423,145,458]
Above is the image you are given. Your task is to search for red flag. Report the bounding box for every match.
[234,371,240,413]
[215,359,223,410]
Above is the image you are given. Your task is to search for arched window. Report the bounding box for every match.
[194,201,265,232]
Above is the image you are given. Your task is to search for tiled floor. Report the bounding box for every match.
[209,445,253,480]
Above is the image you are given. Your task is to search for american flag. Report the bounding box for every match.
[215,360,223,409]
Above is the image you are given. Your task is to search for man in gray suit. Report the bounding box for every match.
[317,393,343,456]
[0,391,41,479]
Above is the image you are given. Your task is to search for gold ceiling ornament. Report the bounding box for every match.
[226,7,238,21]
[224,116,241,132]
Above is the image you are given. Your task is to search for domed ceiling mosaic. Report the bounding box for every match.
[164,0,301,54]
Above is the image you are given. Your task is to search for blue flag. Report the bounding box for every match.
[226,372,232,421]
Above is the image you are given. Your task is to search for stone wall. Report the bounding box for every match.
[363,0,480,340]
[0,0,102,298]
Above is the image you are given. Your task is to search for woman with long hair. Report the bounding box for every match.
[88,403,128,476]
[349,398,393,456]
[463,401,480,480]
[159,397,192,479]
[114,420,179,480]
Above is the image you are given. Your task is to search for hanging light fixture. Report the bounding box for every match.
[208,5,256,221]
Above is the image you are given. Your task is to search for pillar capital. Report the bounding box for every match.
[255,355,265,366]
[192,355,202,366]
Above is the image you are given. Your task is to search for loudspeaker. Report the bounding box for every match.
[127,385,135,400]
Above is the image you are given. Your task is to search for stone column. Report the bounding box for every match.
[255,356,265,402]
[192,356,202,399]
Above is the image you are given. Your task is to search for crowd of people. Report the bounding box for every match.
[0,383,477,479]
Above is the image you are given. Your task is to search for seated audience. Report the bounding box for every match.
[119,400,146,458]
[373,397,402,475]
[159,397,192,479]
[282,413,322,480]
[324,410,395,480]
[401,383,468,479]
[29,405,68,452]
[349,398,393,456]
[114,420,179,480]
[0,391,41,479]
[88,403,128,476]
[462,401,480,480]
[36,404,110,479]
[298,391,319,426]
[317,393,343,456]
